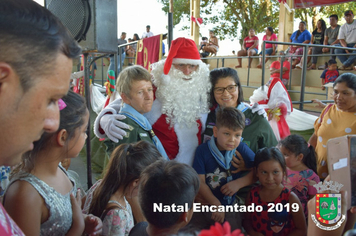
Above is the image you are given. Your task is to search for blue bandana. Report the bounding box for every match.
[207,137,235,204]
[120,104,168,160]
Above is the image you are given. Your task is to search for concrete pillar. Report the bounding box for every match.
[190,0,200,47]
[278,0,294,51]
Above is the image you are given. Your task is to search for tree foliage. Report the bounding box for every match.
[295,2,356,31]
[159,0,356,46]
[159,0,280,46]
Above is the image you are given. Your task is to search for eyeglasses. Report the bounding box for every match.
[213,84,238,94]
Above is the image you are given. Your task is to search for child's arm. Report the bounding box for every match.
[288,192,307,236]
[83,214,102,236]
[66,192,85,236]
[197,174,225,223]
[220,171,255,197]
[307,173,320,200]
[3,181,44,236]
[242,191,264,236]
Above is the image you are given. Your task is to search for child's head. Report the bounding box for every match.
[89,141,162,217]
[139,160,200,230]
[254,147,286,189]
[20,90,88,172]
[213,107,245,151]
[116,65,153,114]
[327,59,337,71]
[278,134,317,173]
[202,37,208,41]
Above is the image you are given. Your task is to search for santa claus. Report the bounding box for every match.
[94,37,211,165]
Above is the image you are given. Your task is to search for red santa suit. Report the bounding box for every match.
[94,38,211,165]
[249,77,293,140]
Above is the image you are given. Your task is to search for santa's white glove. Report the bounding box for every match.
[100,114,129,143]
[251,103,267,119]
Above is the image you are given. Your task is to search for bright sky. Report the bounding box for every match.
[35,0,239,55]
[117,0,239,55]
[35,0,328,56]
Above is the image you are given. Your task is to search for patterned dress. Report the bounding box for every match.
[83,180,134,236]
[8,165,76,235]
[314,104,356,179]
[249,186,295,236]
[283,169,320,218]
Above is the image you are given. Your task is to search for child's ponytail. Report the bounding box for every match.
[302,145,317,174]
[88,141,162,218]
[279,134,317,173]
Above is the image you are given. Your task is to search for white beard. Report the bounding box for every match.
[151,60,211,128]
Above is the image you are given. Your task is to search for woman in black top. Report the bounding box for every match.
[307,19,327,69]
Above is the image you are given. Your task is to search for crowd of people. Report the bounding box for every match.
[109,25,163,73]
[232,11,356,72]
[1,0,356,236]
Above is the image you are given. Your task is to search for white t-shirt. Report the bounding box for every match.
[142,31,154,39]
[338,19,356,44]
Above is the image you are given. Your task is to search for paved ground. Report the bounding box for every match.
[68,154,99,192]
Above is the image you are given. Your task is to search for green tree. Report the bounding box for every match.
[295,2,356,31]
[159,0,280,46]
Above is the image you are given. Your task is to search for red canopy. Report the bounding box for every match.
[294,0,353,8]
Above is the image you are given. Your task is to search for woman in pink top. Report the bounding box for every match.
[235,28,259,68]
[257,27,277,68]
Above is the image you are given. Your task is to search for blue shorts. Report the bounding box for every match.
[246,47,258,54]
[259,48,274,55]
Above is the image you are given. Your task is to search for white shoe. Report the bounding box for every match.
[295,63,302,69]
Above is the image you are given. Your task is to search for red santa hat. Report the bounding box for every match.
[163,37,201,75]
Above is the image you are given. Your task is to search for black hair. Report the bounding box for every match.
[0,0,81,92]
[139,160,200,229]
[328,59,337,65]
[133,33,140,40]
[295,21,307,40]
[333,73,356,93]
[216,107,245,131]
[89,141,162,217]
[318,19,327,36]
[330,14,338,20]
[202,37,208,41]
[267,27,274,35]
[20,91,87,173]
[279,134,317,173]
[254,147,287,177]
[209,67,243,107]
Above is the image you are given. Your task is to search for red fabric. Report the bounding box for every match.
[244,36,259,50]
[191,16,203,25]
[270,60,290,80]
[0,204,25,236]
[277,109,291,139]
[152,115,202,160]
[163,37,201,75]
[263,34,278,49]
[249,186,295,236]
[267,77,293,112]
[152,115,179,160]
[136,35,162,71]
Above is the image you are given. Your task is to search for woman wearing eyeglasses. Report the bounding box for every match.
[202,67,278,153]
